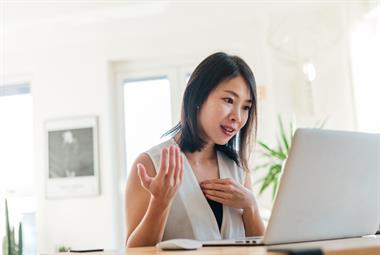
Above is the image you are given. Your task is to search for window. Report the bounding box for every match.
[0,83,36,255]
[123,77,173,173]
[350,6,380,133]
[114,60,195,180]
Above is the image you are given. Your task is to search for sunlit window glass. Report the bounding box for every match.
[0,84,36,255]
[123,77,172,174]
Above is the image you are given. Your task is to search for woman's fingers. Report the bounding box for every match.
[139,145,183,203]
[203,189,233,199]
[158,147,169,179]
[205,194,227,204]
[201,179,235,194]
[201,182,232,192]
[165,145,176,185]
[202,178,234,185]
[158,145,184,188]
[202,178,254,209]
[173,147,181,186]
[137,163,152,189]
[179,152,184,183]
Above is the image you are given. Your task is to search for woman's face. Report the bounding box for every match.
[198,75,252,145]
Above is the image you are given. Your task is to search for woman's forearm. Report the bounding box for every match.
[126,198,171,247]
[242,205,266,237]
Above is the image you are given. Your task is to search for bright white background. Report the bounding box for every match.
[1,1,379,254]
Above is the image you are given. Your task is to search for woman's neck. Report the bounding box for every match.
[186,142,216,163]
[174,133,217,164]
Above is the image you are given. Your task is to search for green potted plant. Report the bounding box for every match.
[57,245,71,252]
[255,115,327,200]
[2,199,23,255]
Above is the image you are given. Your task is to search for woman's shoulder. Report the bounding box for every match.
[145,137,175,156]
[128,138,174,176]
[141,137,175,172]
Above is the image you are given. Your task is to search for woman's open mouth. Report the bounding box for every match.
[220,125,236,137]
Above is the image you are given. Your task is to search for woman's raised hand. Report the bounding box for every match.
[137,145,183,207]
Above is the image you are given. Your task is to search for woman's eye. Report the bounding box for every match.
[223,98,233,104]
[243,106,251,111]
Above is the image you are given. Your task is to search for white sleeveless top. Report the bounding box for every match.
[145,138,246,241]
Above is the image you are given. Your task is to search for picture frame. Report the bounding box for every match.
[45,116,100,199]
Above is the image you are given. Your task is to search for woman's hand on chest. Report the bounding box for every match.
[200,178,257,211]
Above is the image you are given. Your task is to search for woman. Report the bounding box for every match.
[125,52,265,247]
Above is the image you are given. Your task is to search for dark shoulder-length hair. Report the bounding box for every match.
[165,52,257,171]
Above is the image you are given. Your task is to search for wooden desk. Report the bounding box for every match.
[125,236,380,255]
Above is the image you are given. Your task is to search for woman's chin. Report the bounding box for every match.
[214,137,231,145]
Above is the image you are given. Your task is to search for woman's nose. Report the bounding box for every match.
[229,107,242,123]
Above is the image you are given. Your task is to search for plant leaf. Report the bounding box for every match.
[18,223,22,255]
[316,116,329,129]
[5,199,11,255]
[259,178,272,194]
[259,170,275,194]
[253,162,272,171]
[289,120,294,145]
[278,115,289,152]
[276,135,284,155]
[258,142,286,160]
[258,164,282,194]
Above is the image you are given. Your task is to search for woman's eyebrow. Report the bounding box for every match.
[223,90,252,103]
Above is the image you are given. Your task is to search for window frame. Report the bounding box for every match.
[112,58,195,242]
[0,80,37,255]
[0,82,35,196]
[113,60,195,179]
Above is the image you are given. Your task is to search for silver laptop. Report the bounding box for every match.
[203,128,380,246]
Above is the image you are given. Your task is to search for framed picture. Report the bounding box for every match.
[45,116,100,198]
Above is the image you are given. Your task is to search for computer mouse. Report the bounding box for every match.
[156,238,203,250]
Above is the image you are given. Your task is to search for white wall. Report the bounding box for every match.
[1,2,362,253]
